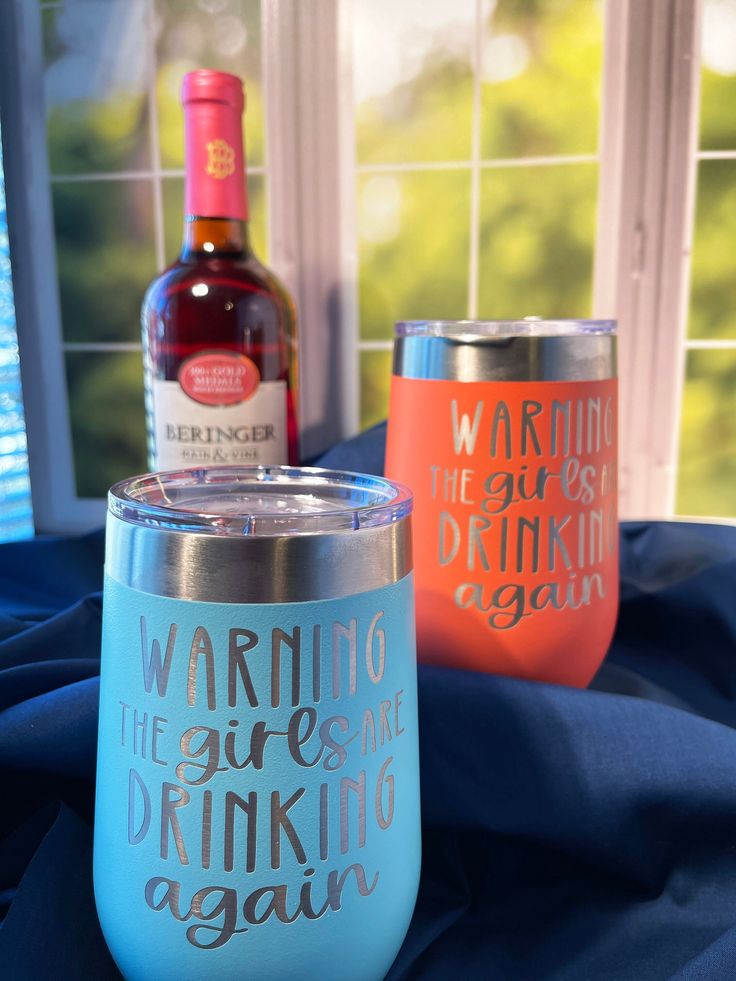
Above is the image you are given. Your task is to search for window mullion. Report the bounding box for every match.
[261,0,359,459]
[594,0,701,520]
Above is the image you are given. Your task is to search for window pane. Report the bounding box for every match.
[155,0,264,169]
[358,171,471,341]
[162,174,268,265]
[52,179,157,343]
[688,163,736,340]
[65,351,147,498]
[360,350,393,430]
[699,0,736,150]
[677,350,736,517]
[36,0,271,513]
[477,163,597,319]
[480,0,603,159]
[354,0,474,164]
[43,1,151,175]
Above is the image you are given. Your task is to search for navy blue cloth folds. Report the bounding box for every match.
[2,426,736,979]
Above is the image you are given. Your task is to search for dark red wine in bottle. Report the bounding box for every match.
[142,69,298,470]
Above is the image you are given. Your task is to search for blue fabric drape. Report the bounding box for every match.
[1,424,736,980]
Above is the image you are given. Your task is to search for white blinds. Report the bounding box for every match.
[0,122,33,542]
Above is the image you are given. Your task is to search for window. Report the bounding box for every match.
[43,0,267,499]
[675,0,736,518]
[1,0,733,530]
[352,0,603,427]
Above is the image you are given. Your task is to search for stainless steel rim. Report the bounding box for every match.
[105,515,413,603]
[393,334,617,382]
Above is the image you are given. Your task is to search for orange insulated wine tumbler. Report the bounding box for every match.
[385,320,618,687]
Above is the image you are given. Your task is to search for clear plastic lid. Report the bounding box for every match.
[395,318,616,338]
[109,466,412,537]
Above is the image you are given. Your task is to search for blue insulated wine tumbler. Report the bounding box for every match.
[94,467,420,981]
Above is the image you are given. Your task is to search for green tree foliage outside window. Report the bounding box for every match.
[676,0,736,517]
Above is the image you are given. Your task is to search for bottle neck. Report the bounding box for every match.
[182,98,249,233]
[180,216,252,259]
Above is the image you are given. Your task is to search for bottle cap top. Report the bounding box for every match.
[181,70,244,114]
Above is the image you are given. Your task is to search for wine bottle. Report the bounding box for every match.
[142,69,298,471]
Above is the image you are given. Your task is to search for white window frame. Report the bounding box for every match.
[0,0,714,531]
[593,0,702,520]
[262,0,360,460]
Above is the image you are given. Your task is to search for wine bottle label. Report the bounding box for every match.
[178,352,261,406]
[152,376,288,469]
